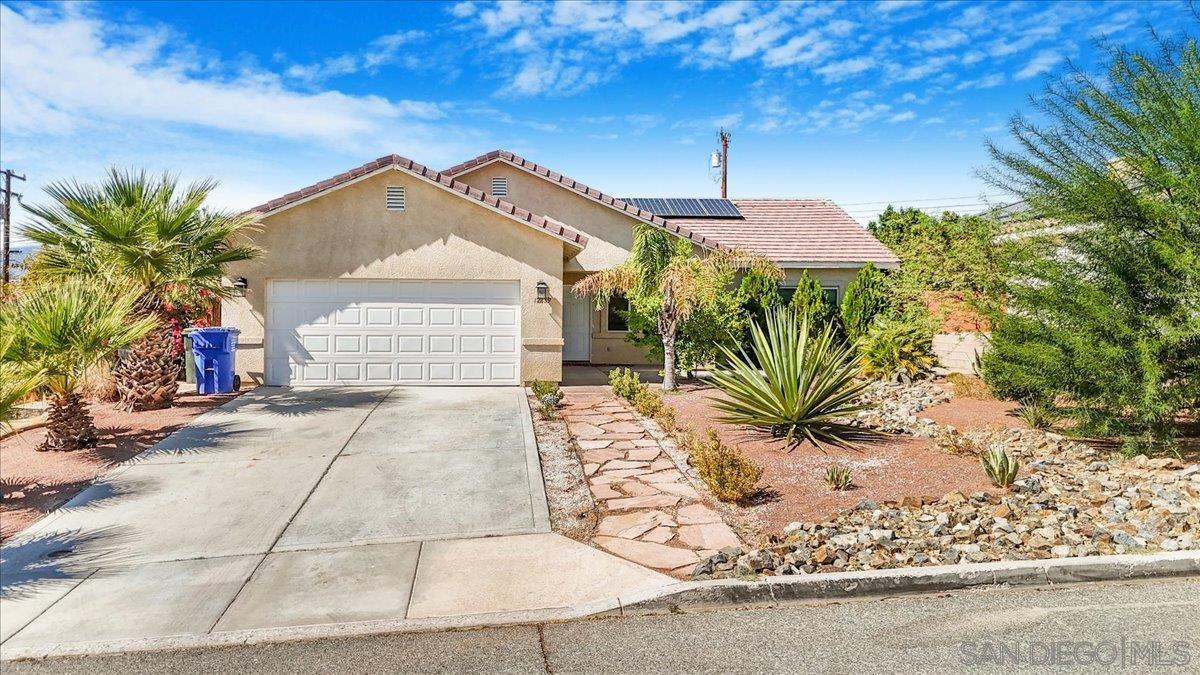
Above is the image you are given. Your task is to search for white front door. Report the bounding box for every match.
[562,291,591,362]
[265,279,521,386]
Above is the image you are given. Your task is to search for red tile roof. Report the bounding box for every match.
[247,154,588,250]
[443,150,723,251]
[669,199,900,267]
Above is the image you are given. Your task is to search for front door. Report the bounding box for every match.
[562,291,591,362]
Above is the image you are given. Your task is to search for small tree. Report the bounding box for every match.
[573,225,780,390]
[980,33,1200,453]
[841,263,890,342]
[1,278,157,451]
[788,270,835,329]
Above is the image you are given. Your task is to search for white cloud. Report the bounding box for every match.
[1015,49,1062,80]
[911,29,967,52]
[0,5,452,151]
[888,111,916,123]
[955,72,1005,90]
[815,56,874,82]
[450,2,477,19]
[763,29,834,67]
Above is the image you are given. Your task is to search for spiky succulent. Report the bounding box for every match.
[981,448,1020,488]
[824,464,854,491]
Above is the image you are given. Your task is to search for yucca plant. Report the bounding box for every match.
[22,169,260,411]
[1,278,157,451]
[980,448,1020,488]
[824,464,854,491]
[1016,397,1061,430]
[709,308,874,449]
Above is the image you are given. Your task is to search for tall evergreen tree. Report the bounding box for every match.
[981,33,1200,452]
[788,270,836,330]
[841,263,890,342]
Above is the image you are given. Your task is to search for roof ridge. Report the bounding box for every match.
[443,149,723,251]
[246,154,589,249]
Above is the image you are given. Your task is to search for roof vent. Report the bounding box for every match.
[491,177,508,197]
[386,186,405,211]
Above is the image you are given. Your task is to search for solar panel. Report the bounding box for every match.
[623,197,743,218]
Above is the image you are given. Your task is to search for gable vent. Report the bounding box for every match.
[385,186,405,211]
[490,177,508,197]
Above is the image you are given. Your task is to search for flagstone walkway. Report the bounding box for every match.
[561,393,742,576]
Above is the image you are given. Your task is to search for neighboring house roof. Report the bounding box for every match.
[666,199,900,268]
[246,154,589,251]
[442,150,723,251]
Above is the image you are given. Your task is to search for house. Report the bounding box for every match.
[223,151,898,386]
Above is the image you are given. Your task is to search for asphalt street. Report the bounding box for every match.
[6,576,1198,674]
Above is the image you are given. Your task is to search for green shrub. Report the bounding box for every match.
[608,367,646,401]
[632,388,664,417]
[840,264,890,343]
[655,404,677,432]
[788,270,837,330]
[530,379,560,400]
[536,395,559,420]
[980,448,1019,488]
[709,308,872,448]
[857,313,935,380]
[685,429,763,502]
[824,464,853,491]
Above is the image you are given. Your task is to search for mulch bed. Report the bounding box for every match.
[1,391,242,542]
[665,383,1022,535]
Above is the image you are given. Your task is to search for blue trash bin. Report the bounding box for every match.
[191,327,241,394]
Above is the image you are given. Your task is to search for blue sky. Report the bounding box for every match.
[1,0,1195,244]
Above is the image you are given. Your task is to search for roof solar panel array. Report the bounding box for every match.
[623,198,743,218]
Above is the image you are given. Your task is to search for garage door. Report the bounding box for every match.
[265,279,520,386]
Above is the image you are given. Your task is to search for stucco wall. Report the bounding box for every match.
[222,168,566,384]
[454,162,644,273]
[782,267,862,302]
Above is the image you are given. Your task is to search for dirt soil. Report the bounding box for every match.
[1,391,242,542]
[666,383,1026,535]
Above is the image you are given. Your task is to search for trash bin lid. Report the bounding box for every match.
[190,326,241,336]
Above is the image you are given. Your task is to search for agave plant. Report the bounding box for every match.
[708,308,874,449]
[981,448,1020,488]
[1,278,157,451]
[22,169,260,411]
[824,464,854,491]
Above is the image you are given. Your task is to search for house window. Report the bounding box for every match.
[491,177,508,197]
[385,186,405,211]
[779,286,840,307]
[606,294,629,332]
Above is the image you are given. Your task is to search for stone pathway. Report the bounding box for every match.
[561,393,742,576]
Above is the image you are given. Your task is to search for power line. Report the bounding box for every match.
[2,168,27,287]
[838,193,1009,206]
[844,203,993,214]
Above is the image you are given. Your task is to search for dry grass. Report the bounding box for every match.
[681,427,763,502]
[946,373,991,399]
[80,359,119,402]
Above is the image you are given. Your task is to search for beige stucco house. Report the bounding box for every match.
[223,151,898,387]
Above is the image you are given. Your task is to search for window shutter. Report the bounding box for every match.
[490,177,508,197]
[386,186,405,211]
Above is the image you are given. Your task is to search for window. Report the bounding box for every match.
[606,294,630,332]
[490,177,508,197]
[778,286,840,307]
[385,186,405,211]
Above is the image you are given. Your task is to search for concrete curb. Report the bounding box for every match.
[3,550,1196,661]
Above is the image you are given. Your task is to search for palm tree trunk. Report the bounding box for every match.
[39,391,98,452]
[114,327,180,411]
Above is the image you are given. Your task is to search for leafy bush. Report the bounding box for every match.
[1015,397,1060,430]
[840,264,890,342]
[824,464,853,491]
[608,367,646,401]
[632,388,664,417]
[536,395,559,420]
[980,448,1019,488]
[685,428,763,502]
[857,313,935,380]
[979,33,1199,453]
[530,379,560,400]
[709,308,872,448]
[654,405,677,432]
[788,270,836,330]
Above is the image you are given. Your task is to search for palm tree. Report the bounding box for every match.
[1,278,157,451]
[21,169,261,410]
[0,333,44,433]
[573,224,780,390]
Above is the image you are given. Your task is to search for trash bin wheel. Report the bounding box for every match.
[233,374,242,391]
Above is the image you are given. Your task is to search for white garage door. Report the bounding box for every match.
[265,279,521,386]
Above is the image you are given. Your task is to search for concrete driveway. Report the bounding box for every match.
[1,387,667,656]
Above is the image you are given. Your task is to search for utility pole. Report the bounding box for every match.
[718,129,730,198]
[2,168,26,287]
